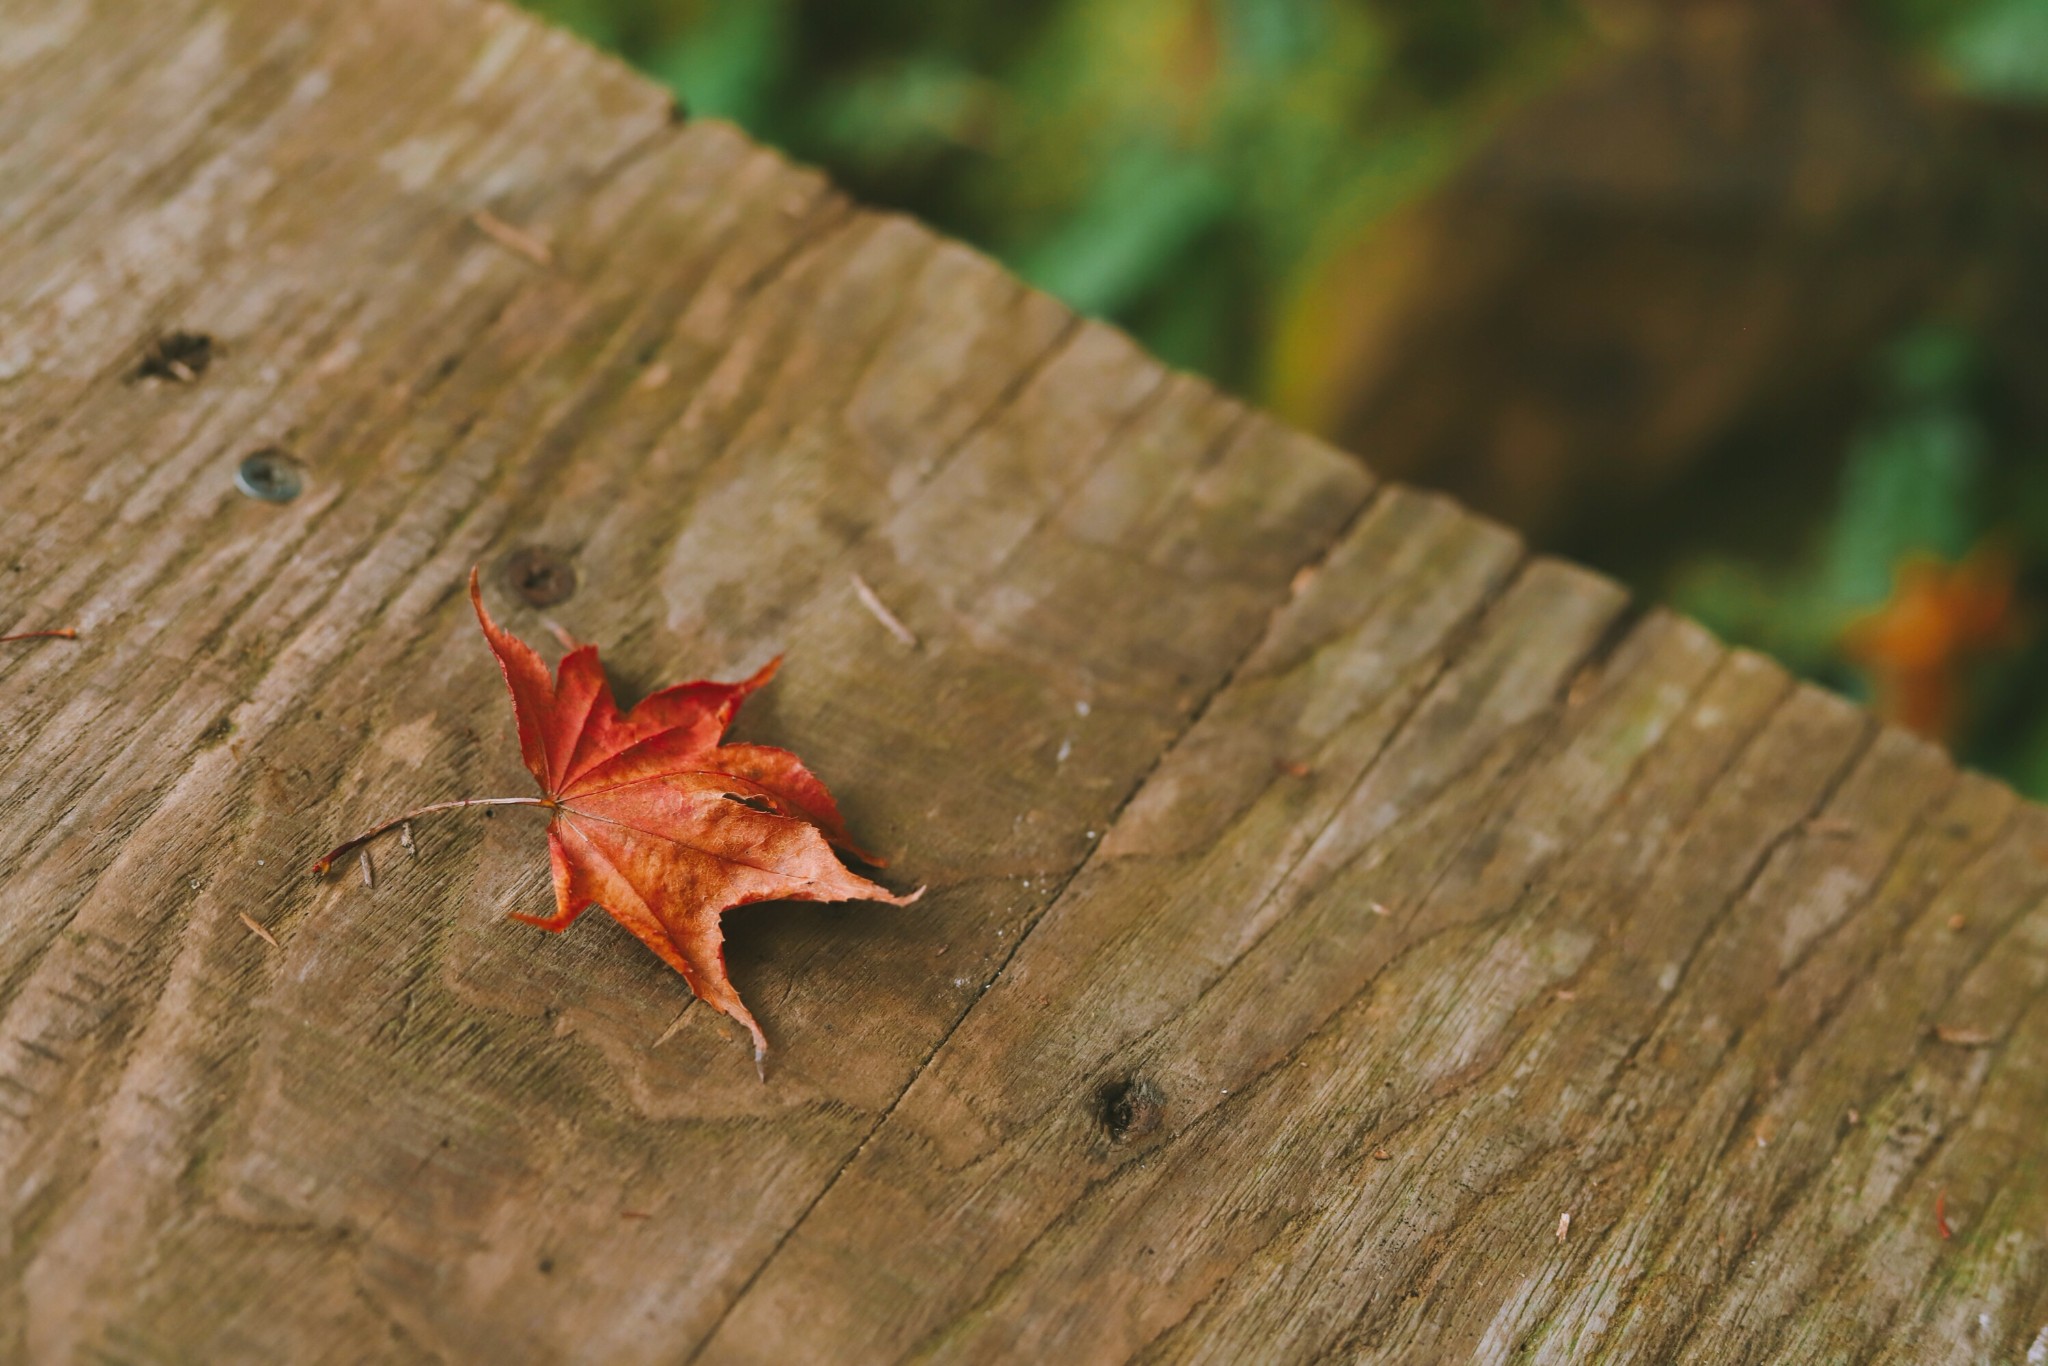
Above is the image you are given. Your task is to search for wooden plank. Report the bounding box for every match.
[3,1,2046,1362]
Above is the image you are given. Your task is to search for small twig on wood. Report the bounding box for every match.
[1,626,77,644]
[238,911,280,948]
[470,209,553,267]
[851,573,918,648]
[655,1003,693,1048]
[1935,1024,1996,1047]
[312,796,552,875]
[359,849,375,888]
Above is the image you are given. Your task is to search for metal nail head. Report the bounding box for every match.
[235,447,304,503]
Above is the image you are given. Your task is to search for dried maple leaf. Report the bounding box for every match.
[315,569,917,1070]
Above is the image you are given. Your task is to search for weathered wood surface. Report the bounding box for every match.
[3,2,2046,1362]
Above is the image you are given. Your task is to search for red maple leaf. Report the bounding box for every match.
[315,569,917,1069]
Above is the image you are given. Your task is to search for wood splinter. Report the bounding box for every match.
[851,573,919,649]
[655,1003,693,1048]
[470,208,553,266]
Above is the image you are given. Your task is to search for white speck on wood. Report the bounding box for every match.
[850,573,919,648]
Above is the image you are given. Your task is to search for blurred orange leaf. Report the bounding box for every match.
[1842,548,2019,740]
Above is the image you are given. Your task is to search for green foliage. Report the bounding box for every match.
[1676,330,1988,637]
[1820,330,1988,611]
[1944,0,2048,98]
[514,0,2048,385]
[516,0,1589,396]
[646,0,792,127]
[518,0,2048,794]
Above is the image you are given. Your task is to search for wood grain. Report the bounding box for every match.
[3,2,2045,1362]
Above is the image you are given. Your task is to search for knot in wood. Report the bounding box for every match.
[1094,1077,1164,1144]
[136,330,213,382]
[503,546,577,607]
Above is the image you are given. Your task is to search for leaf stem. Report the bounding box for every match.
[311,797,552,875]
[1,627,77,643]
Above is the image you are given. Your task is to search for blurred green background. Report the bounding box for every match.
[524,0,2048,794]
